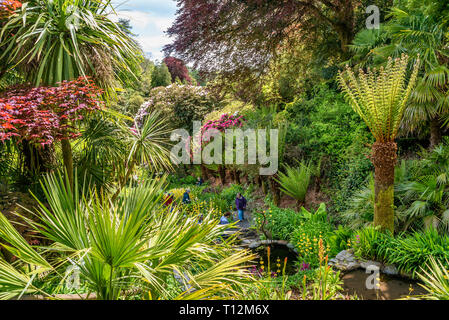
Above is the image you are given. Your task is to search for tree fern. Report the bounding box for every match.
[338,54,420,143]
[338,54,419,232]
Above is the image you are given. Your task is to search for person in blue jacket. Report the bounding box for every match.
[235,193,247,222]
[182,189,191,204]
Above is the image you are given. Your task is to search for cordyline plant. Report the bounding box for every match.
[0,77,103,184]
[338,54,420,232]
[0,0,142,95]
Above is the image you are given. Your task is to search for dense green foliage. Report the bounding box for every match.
[354,227,449,276]
[1,0,449,301]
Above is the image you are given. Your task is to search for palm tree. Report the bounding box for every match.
[75,115,127,192]
[386,9,449,149]
[112,110,174,200]
[416,257,449,300]
[0,0,142,185]
[338,54,420,232]
[0,0,141,90]
[398,143,449,232]
[0,172,255,300]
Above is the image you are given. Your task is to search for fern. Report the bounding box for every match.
[276,162,313,208]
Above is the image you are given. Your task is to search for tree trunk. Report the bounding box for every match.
[61,139,74,187]
[429,118,442,150]
[255,175,262,187]
[218,165,226,185]
[230,169,237,183]
[235,170,241,184]
[112,158,136,201]
[269,176,281,206]
[261,176,268,195]
[371,142,397,233]
[334,2,355,56]
[200,164,209,179]
[20,140,53,176]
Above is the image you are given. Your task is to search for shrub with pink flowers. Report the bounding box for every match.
[201,113,245,135]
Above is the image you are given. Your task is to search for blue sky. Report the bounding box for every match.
[111,0,178,61]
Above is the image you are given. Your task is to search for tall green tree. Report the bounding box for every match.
[151,63,172,88]
[338,55,419,232]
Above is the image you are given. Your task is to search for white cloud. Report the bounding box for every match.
[110,10,175,60]
[137,35,172,61]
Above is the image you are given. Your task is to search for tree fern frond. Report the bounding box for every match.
[338,55,420,142]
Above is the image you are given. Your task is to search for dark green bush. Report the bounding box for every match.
[220,184,245,208]
[279,84,373,216]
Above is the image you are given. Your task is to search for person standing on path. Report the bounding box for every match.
[182,189,191,204]
[235,193,247,222]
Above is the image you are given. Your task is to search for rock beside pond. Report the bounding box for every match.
[329,250,361,271]
[331,251,413,279]
[382,264,399,276]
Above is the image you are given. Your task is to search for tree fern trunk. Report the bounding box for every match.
[372,142,397,233]
[200,164,209,179]
[235,170,241,184]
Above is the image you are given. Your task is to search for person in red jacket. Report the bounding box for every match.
[164,192,174,211]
